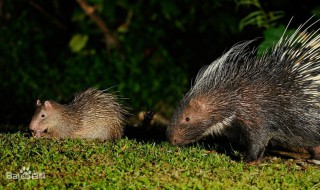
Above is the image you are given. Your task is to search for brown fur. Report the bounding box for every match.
[29,88,127,141]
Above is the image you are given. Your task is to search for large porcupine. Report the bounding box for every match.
[166,18,320,162]
[29,88,127,141]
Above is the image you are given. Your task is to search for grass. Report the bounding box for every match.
[0,132,320,189]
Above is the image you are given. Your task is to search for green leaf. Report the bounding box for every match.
[69,34,89,53]
[239,10,266,30]
[258,26,286,53]
[235,0,261,9]
[258,26,296,54]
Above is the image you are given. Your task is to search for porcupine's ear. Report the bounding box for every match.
[36,100,42,107]
[189,98,207,111]
[44,101,54,111]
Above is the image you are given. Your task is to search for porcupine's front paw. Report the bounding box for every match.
[245,148,266,163]
[307,146,320,160]
[245,135,269,163]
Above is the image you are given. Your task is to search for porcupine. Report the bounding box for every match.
[166,18,320,162]
[29,88,127,141]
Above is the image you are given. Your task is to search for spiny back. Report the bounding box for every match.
[71,88,125,114]
[69,88,127,129]
[187,19,320,103]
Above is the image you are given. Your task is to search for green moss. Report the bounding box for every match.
[0,132,319,189]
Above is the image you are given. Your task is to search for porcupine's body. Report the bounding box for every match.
[29,88,127,141]
[166,19,320,162]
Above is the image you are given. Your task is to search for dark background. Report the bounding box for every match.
[0,0,319,130]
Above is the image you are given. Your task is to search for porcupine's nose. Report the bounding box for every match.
[166,128,186,145]
[170,136,179,145]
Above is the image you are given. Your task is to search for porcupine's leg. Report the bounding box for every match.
[244,127,271,162]
[307,146,320,160]
[245,139,269,162]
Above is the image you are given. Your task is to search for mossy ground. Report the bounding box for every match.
[0,131,319,189]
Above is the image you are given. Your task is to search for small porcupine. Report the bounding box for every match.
[29,88,127,141]
[166,18,320,162]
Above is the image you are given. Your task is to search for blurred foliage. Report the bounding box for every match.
[0,0,318,126]
[0,0,239,126]
[236,0,284,30]
[312,7,320,16]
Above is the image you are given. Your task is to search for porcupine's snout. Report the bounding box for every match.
[167,125,197,146]
[167,128,181,145]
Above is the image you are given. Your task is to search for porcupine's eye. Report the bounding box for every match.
[185,117,190,122]
[41,114,45,118]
